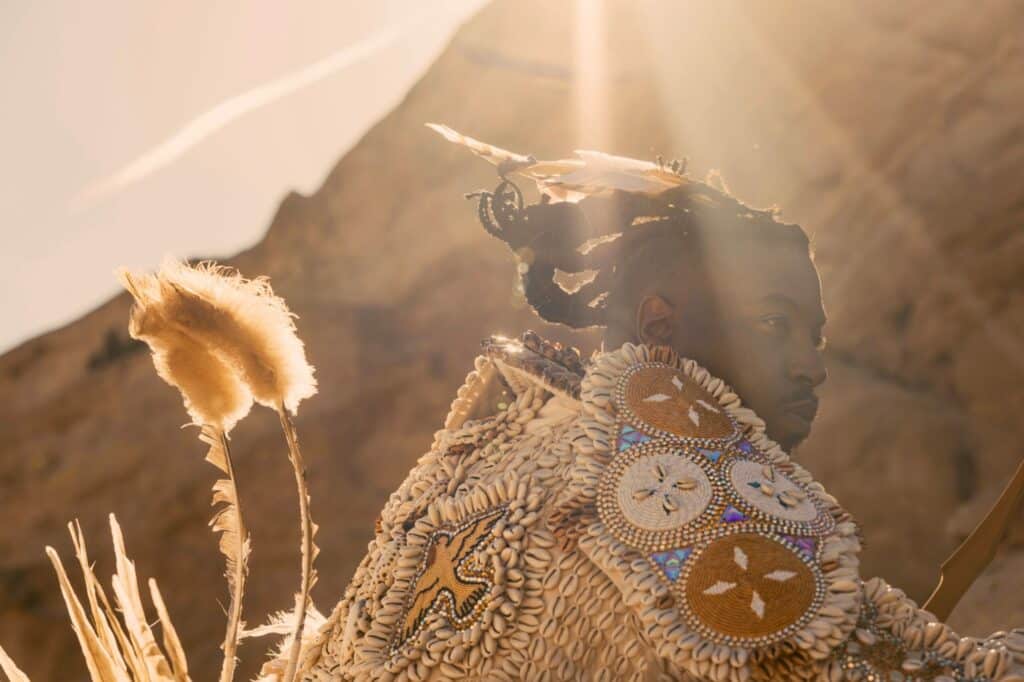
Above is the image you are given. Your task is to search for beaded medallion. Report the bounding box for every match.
[597,442,721,551]
[679,530,825,646]
[575,342,863,675]
[616,363,740,445]
[726,458,836,535]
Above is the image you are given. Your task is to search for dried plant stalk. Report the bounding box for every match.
[200,426,250,682]
[148,580,189,681]
[0,644,30,682]
[278,406,320,682]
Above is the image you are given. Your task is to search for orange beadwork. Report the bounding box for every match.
[393,508,502,650]
[622,365,736,442]
[682,532,820,643]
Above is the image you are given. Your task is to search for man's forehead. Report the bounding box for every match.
[698,244,825,322]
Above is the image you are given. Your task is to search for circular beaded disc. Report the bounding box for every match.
[616,452,713,532]
[681,532,823,644]
[729,460,819,523]
[618,363,738,443]
[598,443,721,550]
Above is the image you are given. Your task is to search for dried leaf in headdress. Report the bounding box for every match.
[426,123,687,202]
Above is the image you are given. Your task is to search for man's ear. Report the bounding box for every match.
[635,294,675,346]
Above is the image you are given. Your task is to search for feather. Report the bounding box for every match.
[248,606,327,682]
[539,149,685,199]
[0,644,31,682]
[425,123,535,171]
[199,425,249,682]
[240,605,325,641]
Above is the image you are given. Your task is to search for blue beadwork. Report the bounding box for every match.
[699,448,722,463]
[617,424,653,452]
[650,547,693,581]
[721,506,748,523]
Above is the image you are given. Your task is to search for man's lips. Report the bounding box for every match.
[783,396,819,422]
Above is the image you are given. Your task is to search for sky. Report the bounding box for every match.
[0,0,485,354]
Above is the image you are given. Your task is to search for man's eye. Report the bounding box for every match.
[758,315,789,337]
[814,334,828,351]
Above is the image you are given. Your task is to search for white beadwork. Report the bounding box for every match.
[616,452,713,532]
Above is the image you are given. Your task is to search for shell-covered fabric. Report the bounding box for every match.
[286,336,1024,682]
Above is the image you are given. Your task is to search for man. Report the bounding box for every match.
[281,128,1024,681]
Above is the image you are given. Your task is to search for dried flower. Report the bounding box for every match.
[152,259,317,414]
[119,268,253,432]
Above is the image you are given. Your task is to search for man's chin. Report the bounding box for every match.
[771,412,814,452]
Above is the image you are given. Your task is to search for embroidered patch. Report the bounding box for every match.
[392,507,503,651]
[617,363,738,444]
[598,443,720,551]
[680,532,824,645]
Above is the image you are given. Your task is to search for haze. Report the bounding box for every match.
[0,1,484,354]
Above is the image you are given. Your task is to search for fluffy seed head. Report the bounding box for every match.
[120,268,253,431]
[119,258,317,426]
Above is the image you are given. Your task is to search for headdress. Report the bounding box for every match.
[428,124,803,330]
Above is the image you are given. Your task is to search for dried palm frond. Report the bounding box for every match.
[0,644,30,682]
[37,515,190,682]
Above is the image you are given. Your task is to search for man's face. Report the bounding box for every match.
[670,242,827,451]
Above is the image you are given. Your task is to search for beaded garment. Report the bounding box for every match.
[283,332,1024,682]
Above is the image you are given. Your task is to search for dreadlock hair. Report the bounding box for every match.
[469,177,811,344]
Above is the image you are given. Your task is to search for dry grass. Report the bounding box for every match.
[0,259,322,682]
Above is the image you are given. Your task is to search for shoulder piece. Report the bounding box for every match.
[440,330,583,436]
[481,330,585,402]
[566,342,863,677]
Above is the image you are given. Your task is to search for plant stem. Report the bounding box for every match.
[278,406,316,682]
[216,428,246,682]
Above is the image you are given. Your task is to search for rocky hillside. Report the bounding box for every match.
[2,1,1023,679]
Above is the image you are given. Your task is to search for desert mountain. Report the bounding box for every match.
[2,1,1023,679]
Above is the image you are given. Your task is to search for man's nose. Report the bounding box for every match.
[789,339,827,388]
